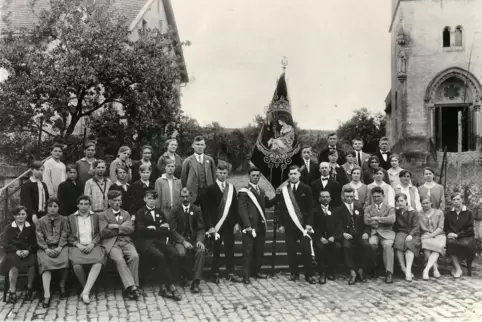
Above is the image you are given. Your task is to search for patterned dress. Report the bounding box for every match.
[36,215,69,274]
[419,209,446,255]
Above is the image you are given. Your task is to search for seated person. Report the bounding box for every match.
[445,192,477,278]
[171,187,206,293]
[364,186,396,284]
[419,197,446,280]
[99,190,140,299]
[366,169,395,208]
[1,206,37,303]
[36,198,69,308]
[393,193,421,282]
[135,190,181,301]
[67,195,106,304]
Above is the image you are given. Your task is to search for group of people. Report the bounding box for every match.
[1,134,480,308]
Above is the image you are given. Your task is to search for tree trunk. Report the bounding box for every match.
[63,113,81,141]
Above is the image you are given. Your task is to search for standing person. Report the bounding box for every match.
[1,206,37,303]
[128,163,153,214]
[170,188,206,293]
[352,138,370,169]
[393,193,421,282]
[84,160,112,214]
[109,146,132,183]
[43,144,66,198]
[202,164,242,283]
[67,196,105,304]
[313,191,341,283]
[387,154,404,189]
[327,150,349,187]
[300,146,318,185]
[362,156,389,185]
[338,187,371,285]
[373,137,393,171]
[311,162,342,207]
[135,190,181,301]
[181,136,216,204]
[418,167,445,211]
[132,145,160,184]
[157,139,183,179]
[109,165,130,211]
[20,161,49,224]
[318,133,346,165]
[394,170,422,212]
[99,190,140,299]
[445,193,477,278]
[364,186,396,283]
[366,169,396,208]
[76,142,96,187]
[343,168,369,208]
[419,197,446,280]
[342,150,357,182]
[278,165,316,284]
[58,164,83,216]
[237,168,278,284]
[36,198,69,308]
[154,159,182,217]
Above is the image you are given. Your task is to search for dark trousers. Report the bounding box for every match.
[211,228,236,274]
[315,240,341,274]
[285,230,315,276]
[242,230,266,278]
[342,237,371,272]
[144,241,180,285]
[174,242,206,281]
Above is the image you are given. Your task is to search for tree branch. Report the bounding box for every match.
[28,120,57,137]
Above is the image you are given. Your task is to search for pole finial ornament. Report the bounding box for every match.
[281,56,288,71]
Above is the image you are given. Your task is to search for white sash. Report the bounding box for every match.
[281,186,315,257]
[214,183,234,234]
[239,188,267,229]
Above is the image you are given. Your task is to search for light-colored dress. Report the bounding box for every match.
[387,167,403,189]
[42,158,66,197]
[419,209,446,255]
[418,182,445,210]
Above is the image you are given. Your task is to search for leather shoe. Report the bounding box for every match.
[318,272,327,284]
[358,270,367,283]
[243,277,251,285]
[254,273,268,279]
[226,273,243,283]
[171,289,182,301]
[327,272,335,281]
[305,276,317,284]
[212,273,220,284]
[289,273,299,282]
[158,285,168,297]
[372,268,379,279]
[385,272,393,284]
[190,280,200,293]
[348,274,357,285]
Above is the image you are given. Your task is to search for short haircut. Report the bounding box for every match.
[352,138,363,144]
[424,167,435,175]
[343,187,354,194]
[180,187,191,195]
[165,139,178,149]
[141,145,153,153]
[144,190,157,198]
[12,205,27,216]
[164,158,176,166]
[350,166,362,175]
[288,165,300,172]
[117,146,131,156]
[217,163,228,171]
[370,186,385,196]
[374,168,384,175]
[388,154,400,163]
[395,193,407,201]
[301,145,312,152]
[319,190,331,197]
[193,136,205,143]
[108,190,121,200]
[93,159,106,168]
[346,150,356,157]
[84,142,96,150]
[52,143,63,151]
[66,164,77,172]
[368,155,380,164]
[319,161,330,168]
[379,137,390,143]
[76,195,92,205]
[30,160,44,170]
[451,192,464,200]
[328,133,337,138]
[115,165,129,174]
[398,169,411,178]
[139,163,152,172]
[328,149,338,156]
[46,197,60,207]
[248,167,261,175]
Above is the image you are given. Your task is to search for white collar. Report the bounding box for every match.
[321,204,329,209]
[30,176,41,183]
[344,202,353,209]
[321,176,329,180]
[396,183,413,190]
[216,179,226,186]
[375,203,384,209]
[146,206,155,211]
[304,159,310,163]
[350,181,362,189]
[115,180,129,186]
[141,180,150,186]
[183,204,190,211]
[452,205,467,212]
[290,182,300,188]
[112,209,121,214]
[194,153,204,159]
[249,182,259,189]
[161,173,176,180]
[380,150,389,154]
[12,221,31,228]
[74,210,94,216]
[329,163,340,168]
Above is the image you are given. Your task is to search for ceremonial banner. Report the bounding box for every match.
[250,63,302,188]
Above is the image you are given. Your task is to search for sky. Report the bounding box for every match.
[172,0,392,130]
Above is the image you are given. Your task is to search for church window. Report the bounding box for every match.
[443,27,451,48]
[454,26,463,47]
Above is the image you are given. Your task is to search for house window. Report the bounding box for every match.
[443,27,451,47]
[454,26,463,47]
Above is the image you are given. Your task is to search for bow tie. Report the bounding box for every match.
[113,211,120,215]
[381,152,388,155]
[321,177,329,181]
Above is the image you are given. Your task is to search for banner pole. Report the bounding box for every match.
[270,167,277,276]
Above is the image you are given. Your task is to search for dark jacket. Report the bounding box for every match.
[171,204,205,244]
[278,182,313,232]
[3,221,37,253]
[134,206,171,252]
[202,182,238,232]
[337,203,369,238]
[445,207,475,239]
[318,146,347,166]
[373,150,393,171]
[20,178,49,222]
[127,180,153,214]
[300,159,319,185]
[310,178,342,207]
[329,166,349,187]
[67,212,101,246]
[109,182,130,210]
[58,180,83,216]
[238,184,278,232]
[131,160,160,184]
[313,204,340,241]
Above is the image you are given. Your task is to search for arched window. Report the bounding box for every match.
[454,26,463,47]
[443,27,451,47]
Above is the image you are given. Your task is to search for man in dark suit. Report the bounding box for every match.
[313,190,341,284]
[134,190,181,301]
[300,146,319,185]
[170,187,206,293]
[202,164,242,283]
[237,168,278,284]
[311,162,342,207]
[338,187,371,285]
[352,138,370,170]
[20,161,49,224]
[372,137,393,170]
[278,165,316,284]
[327,150,349,187]
[318,133,346,166]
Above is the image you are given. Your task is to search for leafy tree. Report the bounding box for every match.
[0,0,184,148]
[336,108,386,153]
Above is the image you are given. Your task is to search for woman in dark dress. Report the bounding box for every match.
[393,193,421,282]
[1,206,37,303]
[131,145,160,183]
[36,198,69,308]
[445,192,477,278]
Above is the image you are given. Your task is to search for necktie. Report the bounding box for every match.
[349,204,353,214]
[255,186,260,194]
[357,151,362,166]
[292,184,297,193]
[305,161,310,173]
[221,182,225,192]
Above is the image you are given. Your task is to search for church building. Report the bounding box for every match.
[386,0,482,163]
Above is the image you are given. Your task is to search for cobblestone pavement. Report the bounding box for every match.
[2,271,482,322]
